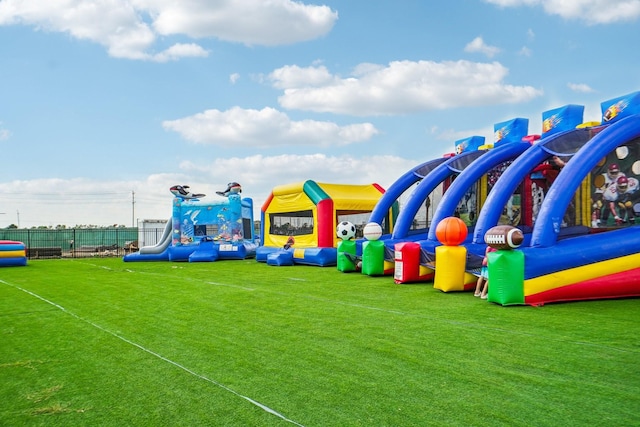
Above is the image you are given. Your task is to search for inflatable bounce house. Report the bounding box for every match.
[356,118,533,281]
[482,90,640,305]
[257,181,392,266]
[365,100,591,286]
[401,90,640,305]
[392,107,585,288]
[0,240,27,267]
[124,183,257,262]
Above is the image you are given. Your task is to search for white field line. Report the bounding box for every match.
[0,278,305,427]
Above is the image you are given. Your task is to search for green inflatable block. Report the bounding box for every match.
[337,240,357,272]
[361,240,385,276]
[487,250,524,305]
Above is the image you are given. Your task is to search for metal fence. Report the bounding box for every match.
[0,228,164,259]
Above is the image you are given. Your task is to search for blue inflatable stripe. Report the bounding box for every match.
[0,243,25,251]
[0,257,27,267]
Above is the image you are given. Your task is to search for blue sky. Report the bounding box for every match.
[1,0,639,228]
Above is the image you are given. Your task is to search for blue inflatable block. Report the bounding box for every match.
[218,241,258,260]
[168,245,198,261]
[267,250,294,266]
[454,136,485,154]
[541,104,584,138]
[494,118,529,146]
[256,246,282,262]
[292,247,337,267]
[189,239,219,262]
[601,91,640,124]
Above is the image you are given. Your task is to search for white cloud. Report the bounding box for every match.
[0,0,337,60]
[464,37,501,58]
[0,0,158,60]
[141,0,338,45]
[230,73,240,84]
[162,107,378,147]
[271,60,542,116]
[567,82,595,93]
[484,0,640,24]
[0,154,417,227]
[268,65,336,89]
[150,43,209,62]
[518,46,532,56]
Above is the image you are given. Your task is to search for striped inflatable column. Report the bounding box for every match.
[0,240,27,267]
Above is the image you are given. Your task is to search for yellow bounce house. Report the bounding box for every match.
[257,180,392,266]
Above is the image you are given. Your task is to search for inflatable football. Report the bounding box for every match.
[484,225,524,250]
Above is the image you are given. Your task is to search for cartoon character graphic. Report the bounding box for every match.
[542,114,560,134]
[531,182,545,223]
[592,164,626,226]
[170,185,206,200]
[602,175,640,225]
[603,100,629,122]
[455,187,477,226]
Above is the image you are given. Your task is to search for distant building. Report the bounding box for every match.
[138,219,168,247]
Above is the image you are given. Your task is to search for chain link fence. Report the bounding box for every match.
[0,228,163,259]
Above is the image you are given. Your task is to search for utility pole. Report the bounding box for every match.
[16,210,20,228]
[131,191,135,227]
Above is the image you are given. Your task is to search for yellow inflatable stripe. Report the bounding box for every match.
[576,121,601,128]
[419,265,434,276]
[272,182,305,196]
[525,252,640,296]
[0,250,26,258]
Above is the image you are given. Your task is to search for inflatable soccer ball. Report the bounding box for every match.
[336,221,356,240]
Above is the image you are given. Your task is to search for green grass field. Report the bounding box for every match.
[1,258,639,426]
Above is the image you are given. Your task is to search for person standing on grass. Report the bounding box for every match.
[474,245,496,299]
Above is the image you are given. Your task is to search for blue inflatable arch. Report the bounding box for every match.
[425,142,532,242]
[390,150,488,239]
[531,114,640,247]
[369,157,448,229]
[472,126,602,244]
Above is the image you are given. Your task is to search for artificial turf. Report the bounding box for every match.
[1,258,639,426]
